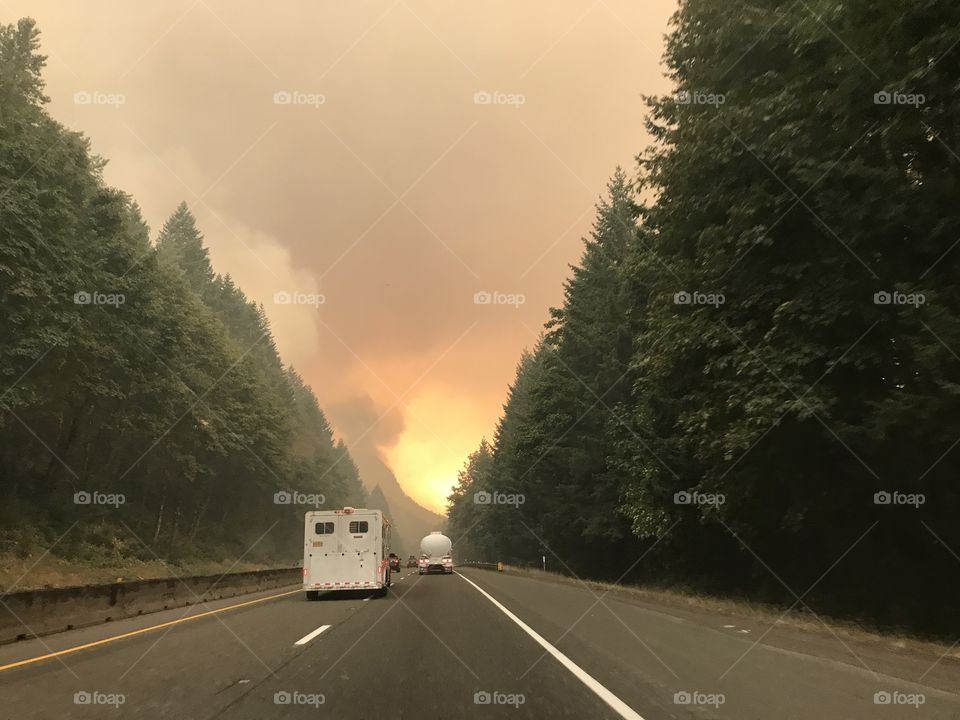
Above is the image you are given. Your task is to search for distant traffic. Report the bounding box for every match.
[303,508,453,599]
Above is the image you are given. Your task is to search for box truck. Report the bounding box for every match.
[418,531,453,574]
[303,507,391,599]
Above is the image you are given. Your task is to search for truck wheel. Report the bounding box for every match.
[306,590,320,601]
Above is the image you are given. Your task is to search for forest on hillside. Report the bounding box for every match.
[447,0,960,636]
[0,19,366,580]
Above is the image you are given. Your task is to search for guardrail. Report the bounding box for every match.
[457,562,503,571]
[0,566,301,645]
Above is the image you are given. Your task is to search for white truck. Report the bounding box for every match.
[303,507,392,599]
[417,531,453,574]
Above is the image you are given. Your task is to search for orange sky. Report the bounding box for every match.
[8,0,677,513]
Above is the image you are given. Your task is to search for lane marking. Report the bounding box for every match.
[457,572,646,720]
[363,597,371,602]
[294,624,331,646]
[0,588,302,673]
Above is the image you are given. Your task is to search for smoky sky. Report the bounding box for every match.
[9,0,677,512]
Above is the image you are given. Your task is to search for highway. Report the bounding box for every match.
[1,567,957,719]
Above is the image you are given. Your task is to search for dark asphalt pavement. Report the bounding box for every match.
[1,568,956,719]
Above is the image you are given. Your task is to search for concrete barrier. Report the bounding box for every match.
[0,567,301,645]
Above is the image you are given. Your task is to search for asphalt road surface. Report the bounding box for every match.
[1,567,957,719]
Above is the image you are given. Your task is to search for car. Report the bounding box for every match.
[406,555,417,567]
[388,552,401,572]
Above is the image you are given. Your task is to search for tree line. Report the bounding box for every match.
[0,18,366,575]
[448,0,960,635]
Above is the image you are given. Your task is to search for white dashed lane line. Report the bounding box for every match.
[294,625,331,646]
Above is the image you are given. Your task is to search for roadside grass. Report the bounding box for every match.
[492,564,960,663]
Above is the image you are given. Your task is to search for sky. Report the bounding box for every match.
[6,0,677,513]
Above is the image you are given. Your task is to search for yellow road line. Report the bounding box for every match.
[0,587,302,673]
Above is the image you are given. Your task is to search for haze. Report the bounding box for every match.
[8,0,676,513]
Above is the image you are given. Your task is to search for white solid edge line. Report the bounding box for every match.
[457,572,646,720]
[294,624,332,646]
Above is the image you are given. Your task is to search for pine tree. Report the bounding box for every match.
[0,19,368,570]
[156,202,214,295]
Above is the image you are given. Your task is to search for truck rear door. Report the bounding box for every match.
[305,516,337,588]
[338,512,378,586]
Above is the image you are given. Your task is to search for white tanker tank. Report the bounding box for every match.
[418,531,453,574]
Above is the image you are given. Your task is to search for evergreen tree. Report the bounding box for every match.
[446,438,495,561]
[0,19,368,572]
[368,484,406,557]
[155,202,214,295]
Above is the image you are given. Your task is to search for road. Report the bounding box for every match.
[1,567,957,719]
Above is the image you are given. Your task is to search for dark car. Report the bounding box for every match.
[388,553,401,571]
[406,555,417,567]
